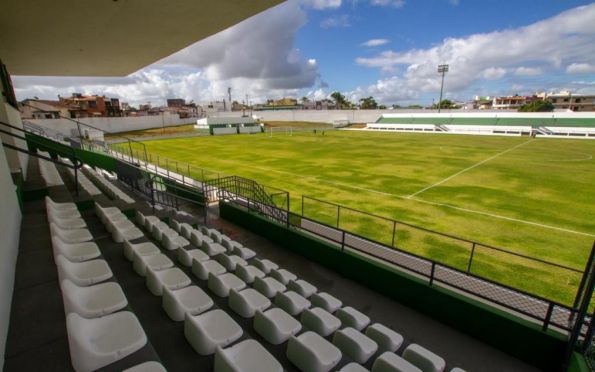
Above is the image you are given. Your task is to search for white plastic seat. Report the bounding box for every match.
[47,207,82,220]
[162,285,214,321]
[46,197,78,212]
[333,327,378,364]
[275,291,311,316]
[66,311,147,372]
[192,259,226,280]
[199,225,210,235]
[190,230,205,247]
[95,205,121,225]
[228,288,271,318]
[336,306,370,331]
[146,267,191,296]
[202,241,226,256]
[208,229,223,242]
[449,368,466,372]
[52,236,100,262]
[253,276,286,298]
[232,245,256,260]
[112,225,144,243]
[402,344,446,372]
[123,361,167,372]
[235,264,265,284]
[123,241,160,262]
[365,323,404,353]
[253,258,279,274]
[180,223,195,239]
[48,215,87,230]
[50,223,93,244]
[340,363,370,372]
[270,268,297,285]
[56,255,113,286]
[214,339,282,372]
[311,292,343,313]
[287,279,317,298]
[177,248,209,267]
[144,215,161,231]
[135,211,146,226]
[286,331,342,372]
[219,236,235,251]
[154,225,177,242]
[372,352,422,372]
[61,279,127,318]
[300,307,341,337]
[133,253,174,277]
[184,309,243,355]
[208,272,247,297]
[254,307,301,345]
[162,233,190,251]
[105,214,132,233]
[170,219,182,232]
[215,253,247,271]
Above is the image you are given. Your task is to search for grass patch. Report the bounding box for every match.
[114,129,595,305]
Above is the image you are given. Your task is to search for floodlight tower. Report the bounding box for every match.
[437,64,449,113]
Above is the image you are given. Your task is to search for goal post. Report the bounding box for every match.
[268,127,293,137]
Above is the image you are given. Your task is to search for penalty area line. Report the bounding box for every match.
[407,139,535,198]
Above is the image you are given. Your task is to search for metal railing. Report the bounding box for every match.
[234,195,591,337]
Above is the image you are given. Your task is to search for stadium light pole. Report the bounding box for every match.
[437,64,449,113]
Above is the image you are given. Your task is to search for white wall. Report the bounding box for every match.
[0,144,21,371]
[27,112,192,136]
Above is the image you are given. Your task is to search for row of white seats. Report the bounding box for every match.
[121,210,281,371]
[45,197,162,372]
[95,203,144,243]
[131,209,465,372]
[58,157,102,196]
[38,151,64,186]
[83,165,135,204]
[174,218,464,372]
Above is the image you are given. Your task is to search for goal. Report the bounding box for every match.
[268,127,293,137]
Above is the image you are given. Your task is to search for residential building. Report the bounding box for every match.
[19,99,73,119]
[543,91,595,111]
[473,96,494,110]
[492,95,537,110]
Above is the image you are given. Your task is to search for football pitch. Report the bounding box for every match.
[122,129,595,305]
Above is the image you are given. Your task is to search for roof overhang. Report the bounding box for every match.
[0,0,284,76]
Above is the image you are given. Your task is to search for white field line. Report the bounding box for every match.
[223,159,595,238]
[407,139,535,198]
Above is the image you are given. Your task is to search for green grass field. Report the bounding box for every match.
[118,129,595,306]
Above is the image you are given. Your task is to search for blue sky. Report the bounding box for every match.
[12,0,595,106]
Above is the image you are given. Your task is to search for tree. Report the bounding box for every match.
[301,96,310,103]
[431,99,457,110]
[518,100,554,112]
[359,96,378,109]
[332,91,353,109]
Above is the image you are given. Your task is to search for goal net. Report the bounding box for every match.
[268,127,293,137]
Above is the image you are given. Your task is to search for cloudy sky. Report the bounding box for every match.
[12,0,595,106]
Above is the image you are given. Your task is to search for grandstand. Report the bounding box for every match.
[369,113,595,138]
[0,2,594,372]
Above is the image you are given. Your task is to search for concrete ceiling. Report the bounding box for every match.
[0,0,284,76]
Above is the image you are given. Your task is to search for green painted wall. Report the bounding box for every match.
[568,352,590,372]
[220,201,568,371]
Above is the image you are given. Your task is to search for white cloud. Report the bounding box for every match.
[566,63,595,74]
[514,66,543,76]
[449,0,460,6]
[370,0,405,8]
[13,1,320,106]
[320,14,351,28]
[482,67,506,80]
[361,39,390,47]
[301,0,342,10]
[355,4,595,101]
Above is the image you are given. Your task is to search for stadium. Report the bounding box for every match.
[1,1,595,372]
